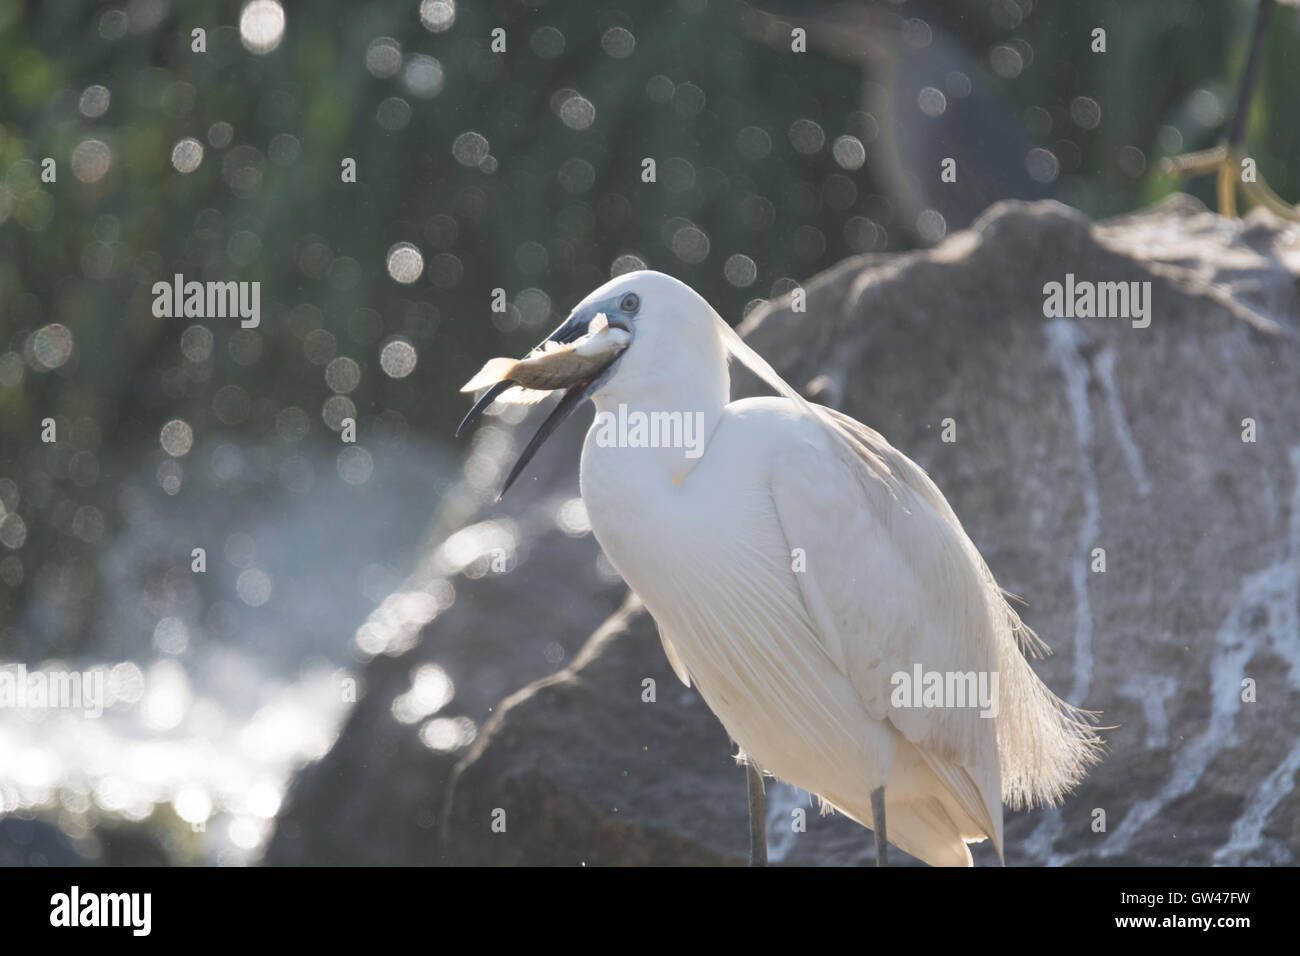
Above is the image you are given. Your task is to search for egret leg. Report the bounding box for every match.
[746,762,767,867]
[870,786,888,867]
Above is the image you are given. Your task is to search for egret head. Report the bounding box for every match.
[575,270,728,403]
[457,270,728,498]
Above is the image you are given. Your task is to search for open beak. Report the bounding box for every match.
[456,298,631,500]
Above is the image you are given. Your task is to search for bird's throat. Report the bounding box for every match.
[585,392,725,491]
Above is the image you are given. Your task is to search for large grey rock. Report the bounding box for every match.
[272,196,1300,865]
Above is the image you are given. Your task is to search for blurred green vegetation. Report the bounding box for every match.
[1,0,1297,653]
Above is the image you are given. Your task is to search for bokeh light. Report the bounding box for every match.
[239,1,286,54]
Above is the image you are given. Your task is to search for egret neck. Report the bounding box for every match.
[585,327,728,489]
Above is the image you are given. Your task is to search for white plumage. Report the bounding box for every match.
[469,270,1103,865]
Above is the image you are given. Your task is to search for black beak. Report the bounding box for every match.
[454,380,512,439]
[455,300,628,500]
[496,382,594,500]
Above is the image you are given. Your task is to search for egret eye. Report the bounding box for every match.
[619,293,640,314]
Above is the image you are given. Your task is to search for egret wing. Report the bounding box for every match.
[768,424,1004,849]
[802,407,1102,811]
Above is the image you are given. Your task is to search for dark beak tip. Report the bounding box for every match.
[494,381,592,503]
[456,380,515,439]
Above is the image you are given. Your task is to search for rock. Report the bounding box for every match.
[264,414,625,864]
[0,816,171,866]
[270,196,1300,865]
[0,817,86,867]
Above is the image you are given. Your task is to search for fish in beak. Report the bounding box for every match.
[457,298,633,499]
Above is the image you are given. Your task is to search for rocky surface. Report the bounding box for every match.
[268,195,1300,865]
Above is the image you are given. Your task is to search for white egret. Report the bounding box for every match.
[458,270,1103,866]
